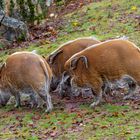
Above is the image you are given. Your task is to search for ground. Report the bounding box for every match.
[1,96,140,140]
[0,0,140,139]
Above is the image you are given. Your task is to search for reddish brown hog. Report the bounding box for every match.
[65,39,140,107]
[0,52,53,112]
[47,37,100,92]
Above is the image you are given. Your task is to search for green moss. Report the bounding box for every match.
[9,0,15,16]
[16,0,27,20]
[0,0,4,9]
[27,0,35,22]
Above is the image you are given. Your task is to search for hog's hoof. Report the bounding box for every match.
[30,104,36,108]
[123,95,132,100]
[14,104,21,108]
[30,102,38,108]
[37,104,44,109]
[45,108,53,113]
[123,95,135,100]
[37,105,41,108]
[90,102,96,108]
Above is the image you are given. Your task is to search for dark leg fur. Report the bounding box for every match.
[14,92,21,108]
[123,81,137,100]
[123,76,137,100]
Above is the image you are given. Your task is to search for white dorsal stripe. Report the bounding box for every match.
[10,51,39,57]
[70,38,140,59]
[49,36,99,55]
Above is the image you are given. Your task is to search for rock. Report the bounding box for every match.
[0,10,29,42]
[0,38,11,49]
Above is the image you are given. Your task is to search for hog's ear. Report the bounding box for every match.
[0,63,5,75]
[70,55,88,70]
[47,50,63,64]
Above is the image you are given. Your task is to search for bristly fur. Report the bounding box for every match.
[65,39,140,108]
[0,52,53,112]
[46,37,100,92]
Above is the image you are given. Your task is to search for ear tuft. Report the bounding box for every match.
[70,55,88,70]
[48,50,63,64]
[0,62,6,78]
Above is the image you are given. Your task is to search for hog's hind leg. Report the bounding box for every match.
[10,89,21,108]
[37,83,53,113]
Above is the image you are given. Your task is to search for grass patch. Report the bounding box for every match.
[0,102,140,139]
[1,0,140,60]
